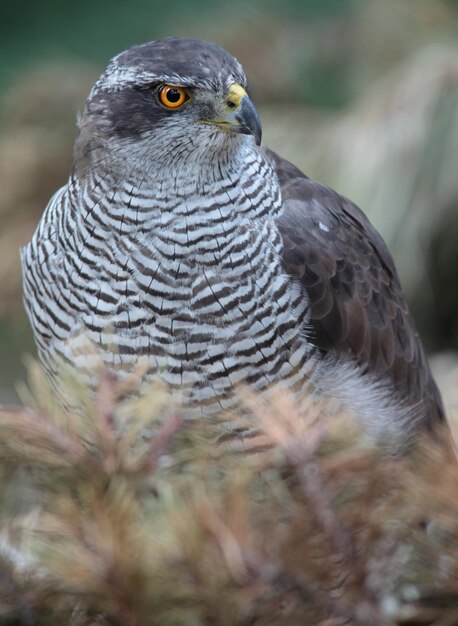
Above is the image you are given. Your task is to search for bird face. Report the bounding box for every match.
[76,37,262,172]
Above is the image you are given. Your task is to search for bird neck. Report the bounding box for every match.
[73,137,282,231]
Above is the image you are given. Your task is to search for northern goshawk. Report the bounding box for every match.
[21,37,445,443]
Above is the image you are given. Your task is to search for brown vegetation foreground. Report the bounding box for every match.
[0,363,457,626]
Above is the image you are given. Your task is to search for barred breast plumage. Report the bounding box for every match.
[22,37,445,443]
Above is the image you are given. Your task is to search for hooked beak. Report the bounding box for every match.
[206,84,262,146]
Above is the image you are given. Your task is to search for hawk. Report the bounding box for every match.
[21,37,445,443]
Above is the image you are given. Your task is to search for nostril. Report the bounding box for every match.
[227,100,237,109]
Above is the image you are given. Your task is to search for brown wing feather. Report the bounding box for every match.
[266,148,445,426]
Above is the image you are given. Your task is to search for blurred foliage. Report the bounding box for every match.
[265,43,458,351]
[0,0,352,97]
[1,0,457,105]
[0,364,457,625]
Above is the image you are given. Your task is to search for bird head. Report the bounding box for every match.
[75,37,262,175]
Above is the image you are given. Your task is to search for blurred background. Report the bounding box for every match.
[0,0,457,405]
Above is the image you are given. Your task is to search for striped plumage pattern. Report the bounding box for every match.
[22,137,315,418]
[22,38,445,444]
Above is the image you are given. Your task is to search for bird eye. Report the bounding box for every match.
[158,85,189,109]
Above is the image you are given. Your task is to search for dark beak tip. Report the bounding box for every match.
[239,96,262,147]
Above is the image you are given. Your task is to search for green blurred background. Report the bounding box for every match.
[0,0,457,403]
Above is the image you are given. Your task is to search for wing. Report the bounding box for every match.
[266,148,445,427]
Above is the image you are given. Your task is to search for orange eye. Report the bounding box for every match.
[159,85,188,109]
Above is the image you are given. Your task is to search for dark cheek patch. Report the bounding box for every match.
[107,89,164,137]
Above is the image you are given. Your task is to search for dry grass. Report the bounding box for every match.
[0,363,456,626]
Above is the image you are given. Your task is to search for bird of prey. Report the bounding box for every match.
[22,37,445,443]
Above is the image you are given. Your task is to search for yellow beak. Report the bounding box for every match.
[207,83,262,146]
